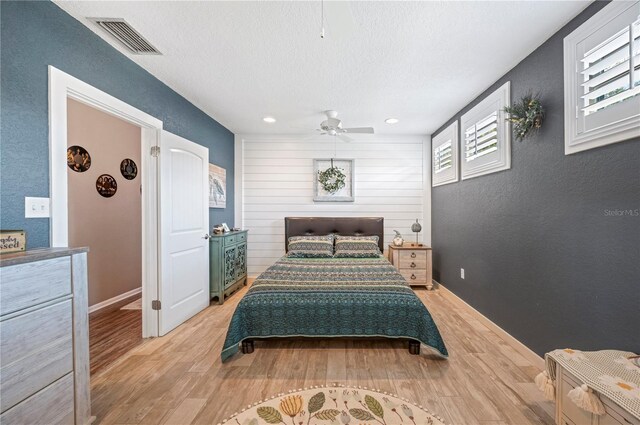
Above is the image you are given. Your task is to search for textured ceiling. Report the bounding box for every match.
[54,1,590,135]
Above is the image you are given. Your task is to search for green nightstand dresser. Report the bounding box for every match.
[209,230,248,304]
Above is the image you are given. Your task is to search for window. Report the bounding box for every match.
[564,1,640,155]
[460,81,511,180]
[432,121,458,187]
[464,111,498,162]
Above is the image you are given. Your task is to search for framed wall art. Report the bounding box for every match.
[209,164,226,208]
[313,158,354,202]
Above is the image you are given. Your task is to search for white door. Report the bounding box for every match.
[158,130,209,335]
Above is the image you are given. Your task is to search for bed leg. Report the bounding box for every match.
[241,339,254,354]
[408,340,420,355]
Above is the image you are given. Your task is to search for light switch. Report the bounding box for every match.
[25,197,50,218]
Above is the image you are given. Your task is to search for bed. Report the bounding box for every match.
[221,217,448,361]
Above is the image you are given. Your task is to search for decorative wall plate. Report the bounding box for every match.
[96,174,117,198]
[67,145,91,172]
[120,158,138,180]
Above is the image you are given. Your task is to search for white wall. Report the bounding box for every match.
[235,135,431,277]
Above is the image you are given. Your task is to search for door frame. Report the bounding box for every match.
[49,66,162,337]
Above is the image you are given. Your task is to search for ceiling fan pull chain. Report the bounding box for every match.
[320,0,325,39]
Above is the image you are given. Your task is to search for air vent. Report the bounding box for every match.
[89,18,161,55]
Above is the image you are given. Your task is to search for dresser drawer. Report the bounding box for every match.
[601,398,639,425]
[399,250,427,270]
[0,257,71,315]
[224,235,237,246]
[598,412,624,425]
[0,373,74,425]
[399,269,427,284]
[237,232,247,243]
[1,299,73,412]
[561,372,594,425]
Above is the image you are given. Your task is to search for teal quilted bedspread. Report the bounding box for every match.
[221,256,448,361]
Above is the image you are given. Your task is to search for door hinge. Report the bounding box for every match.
[150,146,160,157]
[151,300,161,310]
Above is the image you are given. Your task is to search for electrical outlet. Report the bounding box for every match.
[25,197,50,218]
[460,268,465,279]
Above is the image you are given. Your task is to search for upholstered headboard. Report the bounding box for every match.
[284,217,384,252]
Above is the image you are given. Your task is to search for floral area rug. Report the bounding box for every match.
[219,385,446,425]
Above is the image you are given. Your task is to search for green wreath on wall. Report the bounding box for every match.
[504,93,544,141]
[317,166,346,194]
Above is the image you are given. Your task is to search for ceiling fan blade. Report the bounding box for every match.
[343,127,374,134]
[337,134,353,143]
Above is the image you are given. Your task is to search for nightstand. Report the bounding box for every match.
[388,244,433,290]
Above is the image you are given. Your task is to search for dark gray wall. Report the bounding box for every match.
[1,1,235,248]
[432,1,640,356]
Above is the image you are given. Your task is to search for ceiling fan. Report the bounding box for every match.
[316,110,374,142]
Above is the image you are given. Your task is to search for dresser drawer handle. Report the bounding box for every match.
[410,274,416,280]
[410,262,416,268]
[410,252,416,258]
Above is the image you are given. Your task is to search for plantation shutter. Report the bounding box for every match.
[460,81,510,179]
[564,1,640,153]
[433,140,452,173]
[581,17,640,117]
[464,111,499,162]
[432,121,459,187]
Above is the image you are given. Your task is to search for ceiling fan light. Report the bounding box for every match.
[385,118,399,124]
[263,116,276,123]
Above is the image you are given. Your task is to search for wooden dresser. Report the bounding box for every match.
[209,230,248,304]
[388,244,433,290]
[0,248,91,425]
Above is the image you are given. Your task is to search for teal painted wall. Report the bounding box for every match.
[1,1,235,248]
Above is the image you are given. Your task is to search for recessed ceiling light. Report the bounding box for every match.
[385,118,399,124]
[263,116,276,123]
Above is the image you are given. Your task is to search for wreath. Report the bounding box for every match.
[317,165,346,194]
[504,93,544,141]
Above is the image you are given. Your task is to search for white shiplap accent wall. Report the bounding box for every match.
[236,135,430,277]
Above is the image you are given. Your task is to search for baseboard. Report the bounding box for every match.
[435,281,545,370]
[89,287,142,314]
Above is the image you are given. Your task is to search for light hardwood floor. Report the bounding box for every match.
[90,286,554,425]
[89,304,143,375]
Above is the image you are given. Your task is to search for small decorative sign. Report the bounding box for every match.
[0,230,26,254]
[96,174,117,198]
[67,145,91,172]
[120,158,138,180]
